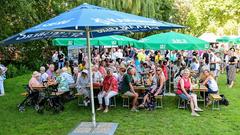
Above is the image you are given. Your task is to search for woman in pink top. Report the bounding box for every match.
[97,68,118,113]
[176,69,203,116]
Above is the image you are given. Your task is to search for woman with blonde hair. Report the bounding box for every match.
[176,69,203,116]
[138,67,165,109]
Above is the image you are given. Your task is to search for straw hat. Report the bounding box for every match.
[32,71,41,78]
[82,69,88,75]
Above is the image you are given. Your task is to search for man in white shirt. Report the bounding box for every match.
[211,52,222,80]
[92,65,103,83]
[114,48,123,59]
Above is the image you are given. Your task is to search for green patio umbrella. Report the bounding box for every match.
[217,36,240,44]
[216,36,233,43]
[134,32,209,50]
[234,37,240,44]
[52,35,137,46]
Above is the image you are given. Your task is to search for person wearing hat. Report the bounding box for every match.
[76,69,90,106]
[121,67,139,112]
[97,68,118,113]
[116,66,126,83]
[28,71,44,90]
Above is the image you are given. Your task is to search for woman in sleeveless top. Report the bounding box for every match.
[202,69,219,105]
[176,69,203,116]
[138,67,165,108]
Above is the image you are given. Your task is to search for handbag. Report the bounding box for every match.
[210,63,216,71]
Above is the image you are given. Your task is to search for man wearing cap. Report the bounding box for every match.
[121,68,139,112]
[76,69,90,106]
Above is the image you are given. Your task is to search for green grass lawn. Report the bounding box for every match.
[0,73,240,135]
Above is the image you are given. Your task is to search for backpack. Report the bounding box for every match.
[219,94,229,106]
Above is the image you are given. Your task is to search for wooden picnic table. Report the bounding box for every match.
[32,86,47,91]
[133,85,148,95]
[192,84,208,107]
[192,85,208,92]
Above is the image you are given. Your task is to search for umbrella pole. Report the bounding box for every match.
[86,28,96,128]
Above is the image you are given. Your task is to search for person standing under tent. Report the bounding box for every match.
[58,51,65,69]
[211,52,222,81]
[228,49,238,88]
[52,51,59,70]
[78,49,83,64]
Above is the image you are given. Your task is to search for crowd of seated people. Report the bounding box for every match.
[26,44,236,115]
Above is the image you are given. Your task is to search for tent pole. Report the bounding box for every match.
[86,28,96,128]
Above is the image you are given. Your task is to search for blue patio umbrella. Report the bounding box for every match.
[0,3,184,128]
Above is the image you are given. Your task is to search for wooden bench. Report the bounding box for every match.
[122,95,130,108]
[155,95,163,108]
[110,96,117,107]
[209,94,222,111]
[75,93,85,106]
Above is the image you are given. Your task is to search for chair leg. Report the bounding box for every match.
[127,97,130,108]
[156,97,163,108]
[78,95,84,106]
[110,96,117,107]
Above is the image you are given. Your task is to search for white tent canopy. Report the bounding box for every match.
[199,33,218,43]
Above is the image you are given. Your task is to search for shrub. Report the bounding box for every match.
[6,64,18,78]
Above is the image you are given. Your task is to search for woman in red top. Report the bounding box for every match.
[97,68,118,113]
[176,69,203,116]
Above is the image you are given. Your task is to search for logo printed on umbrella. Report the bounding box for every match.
[172,39,187,44]
[111,41,117,45]
[92,18,158,25]
[160,44,166,49]
[16,32,83,41]
[96,25,161,33]
[68,41,74,45]
[37,18,75,28]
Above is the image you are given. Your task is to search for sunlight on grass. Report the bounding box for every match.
[0,73,239,135]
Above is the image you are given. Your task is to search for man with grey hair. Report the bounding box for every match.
[39,66,49,83]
